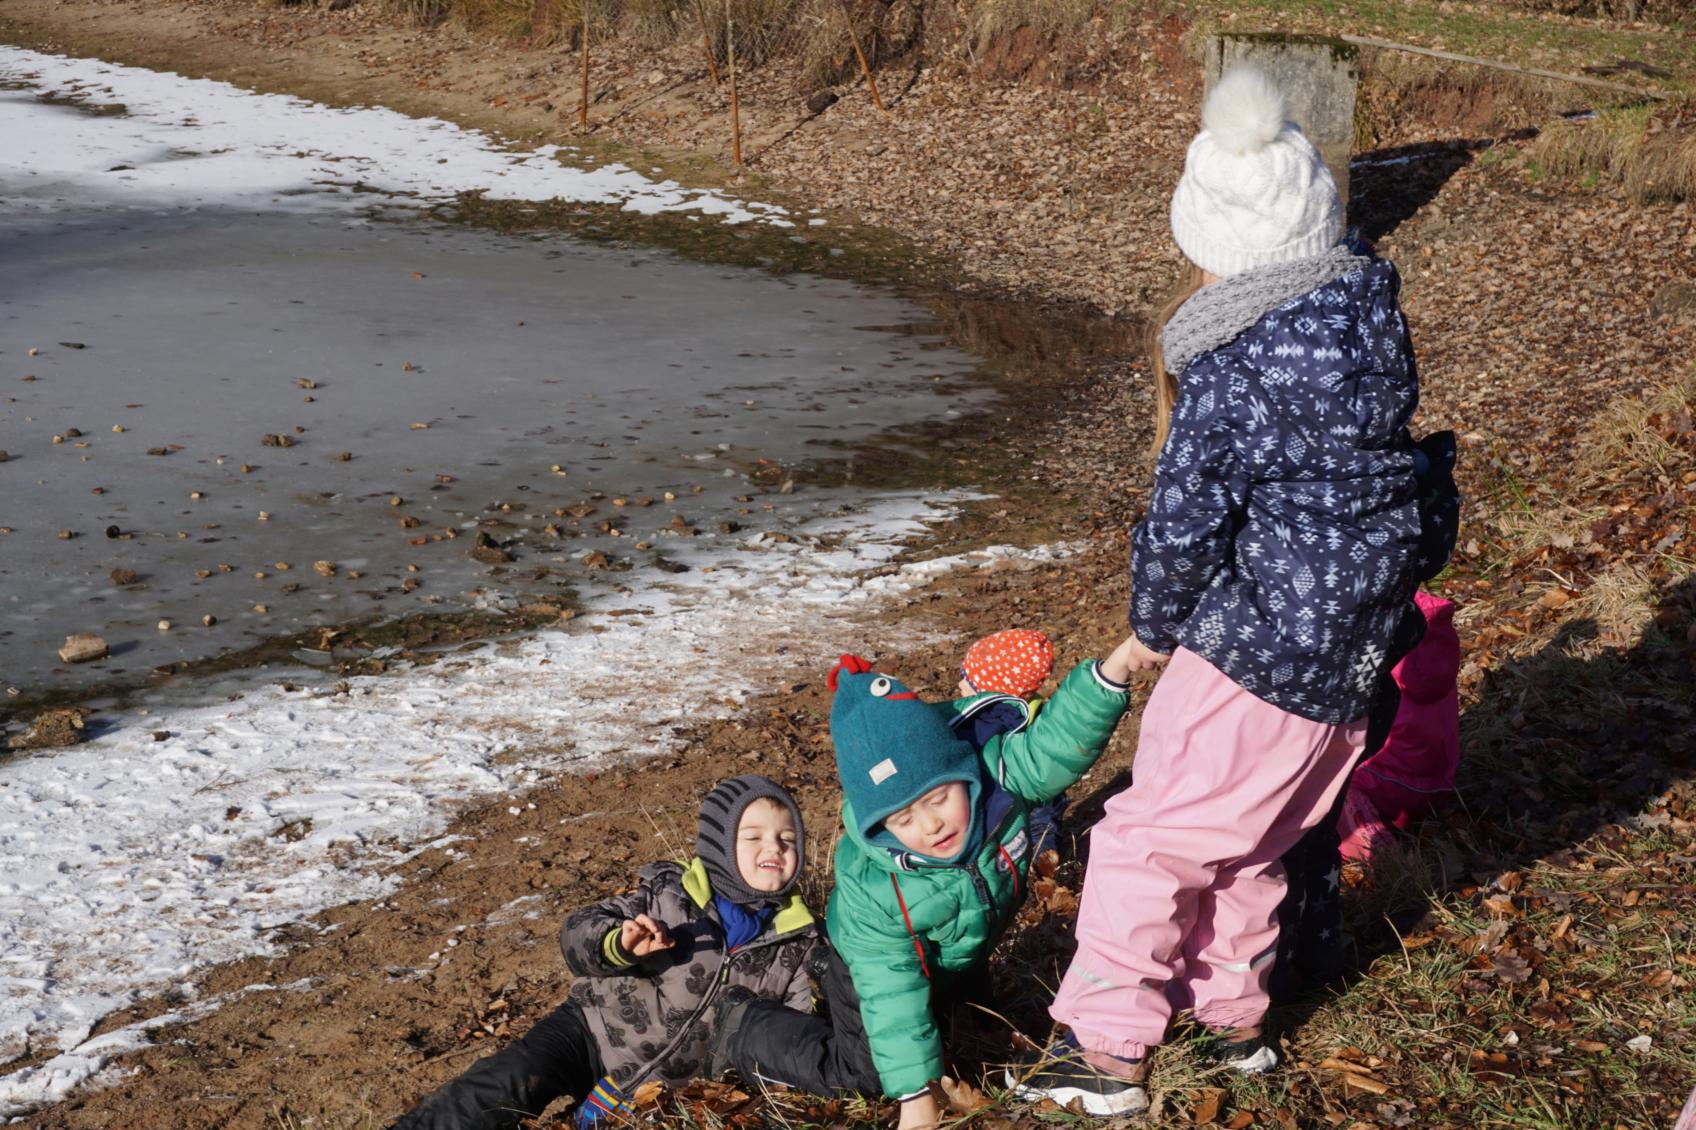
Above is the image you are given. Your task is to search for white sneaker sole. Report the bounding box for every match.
[1006,1070,1149,1117]
[1223,1045,1279,1074]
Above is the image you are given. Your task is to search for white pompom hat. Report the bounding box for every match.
[1169,66,1343,278]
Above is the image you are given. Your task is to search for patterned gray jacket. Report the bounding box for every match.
[560,857,819,1089]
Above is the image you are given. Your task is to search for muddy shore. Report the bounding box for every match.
[2,0,1694,1126]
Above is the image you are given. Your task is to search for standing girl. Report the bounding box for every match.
[1009,66,1426,1117]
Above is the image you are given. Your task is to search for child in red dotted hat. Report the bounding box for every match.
[957,629,1055,699]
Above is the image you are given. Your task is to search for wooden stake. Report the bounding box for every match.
[696,0,720,87]
[579,6,590,131]
[840,0,885,112]
[727,0,742,167]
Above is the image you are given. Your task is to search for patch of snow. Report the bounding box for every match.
[0,46,794,224]
[0,980,315,1118]
[0,489,1072,1113]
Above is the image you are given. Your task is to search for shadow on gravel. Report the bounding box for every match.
[972,574,1694,1110]
[1272,573,1696,1082]
[1348,133,1534,242]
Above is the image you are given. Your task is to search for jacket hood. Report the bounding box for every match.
[840,754,1014,874]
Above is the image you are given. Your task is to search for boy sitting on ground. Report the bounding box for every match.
[709,637,1142,1129]
[389,775,818,1130]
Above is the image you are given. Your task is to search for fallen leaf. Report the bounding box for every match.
[1492,952,1533,983]
[938,1076,993,1114]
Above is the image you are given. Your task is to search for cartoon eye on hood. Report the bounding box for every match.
[826,655,920,701]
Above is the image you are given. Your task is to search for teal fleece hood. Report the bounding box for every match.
[828,655,983,859]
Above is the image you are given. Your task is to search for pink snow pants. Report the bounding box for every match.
[1051,648,1366,1060]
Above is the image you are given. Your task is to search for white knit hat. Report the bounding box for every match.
[1169,66,1343,278]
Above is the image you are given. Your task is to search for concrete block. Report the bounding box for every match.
[1205,33,1360,207]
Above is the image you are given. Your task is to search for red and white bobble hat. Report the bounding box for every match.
[961,629,1055,698]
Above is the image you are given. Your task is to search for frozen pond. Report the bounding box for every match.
[0,46,1028,1117]
[0,51,987,698]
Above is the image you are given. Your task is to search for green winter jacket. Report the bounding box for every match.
[824,660,1130,1096]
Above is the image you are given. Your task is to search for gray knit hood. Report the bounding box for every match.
[695,775,804,905]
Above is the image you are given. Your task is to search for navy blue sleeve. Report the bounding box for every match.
[1130,363,1252,653]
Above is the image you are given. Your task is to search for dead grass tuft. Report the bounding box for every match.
[790,0,862,92]
[1575,365,1696,482]
[453,0,541,40]
[619,0,690,46]
[1355,48,1571,148]
[970,0,1101,43]
[1499,369,1696,560]
[1569,559,1664,644]
[1533,100,1696,202]
[380,0,454,25]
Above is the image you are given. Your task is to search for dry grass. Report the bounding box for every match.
[620,0,691,46]
[1355,49,1573,149]
[1568,560,1664,645]
[380,0,454,25]
[454,0,545,40]
[1533,101,1696,202]
[1573,366,1696,483]
[969,0,1102,42]
[1498,370,1696,561]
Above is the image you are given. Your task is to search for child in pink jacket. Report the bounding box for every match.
[1338,589,1461,860]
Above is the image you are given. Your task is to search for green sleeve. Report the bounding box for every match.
[827,862,945,1096]
[989,661,1129,805]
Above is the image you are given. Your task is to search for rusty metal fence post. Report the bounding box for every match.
[726,0,742,167]
[578,3,591,132]
[695,0,721,88]
[840,0,886,112]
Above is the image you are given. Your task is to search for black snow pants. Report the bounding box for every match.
[717,941,883,1097]
[1270,675,1403,1004]
[389,999,603,1130]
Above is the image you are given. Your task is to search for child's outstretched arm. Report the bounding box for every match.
[991,657,1132,805]
[558,867,673,977]
[1131,361,1250,654]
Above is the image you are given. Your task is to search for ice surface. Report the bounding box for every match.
[0,46,1070,1116]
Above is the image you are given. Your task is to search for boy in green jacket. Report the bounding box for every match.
[710,637,1142,1129]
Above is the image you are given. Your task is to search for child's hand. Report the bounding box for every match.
[1102,632,1170,682]
[619,914,674,958]
[895,1086,943,1130]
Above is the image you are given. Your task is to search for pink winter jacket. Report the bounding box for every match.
[1339,590,1460,858]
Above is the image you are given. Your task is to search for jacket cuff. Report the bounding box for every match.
[602,927,636,969]
[880,1051,945,1098]
[1090,659,1131,694]
[1131,617,1177,657]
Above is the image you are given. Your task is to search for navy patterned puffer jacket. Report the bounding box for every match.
[1131,256,1421,725]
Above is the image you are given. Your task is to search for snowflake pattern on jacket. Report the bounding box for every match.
[1132,256,1422,725]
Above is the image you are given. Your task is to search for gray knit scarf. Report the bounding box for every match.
[1161,245,1368,379]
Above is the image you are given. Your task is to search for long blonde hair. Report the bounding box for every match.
[1147,262,1205,457]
